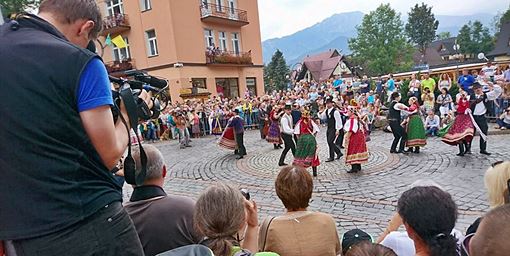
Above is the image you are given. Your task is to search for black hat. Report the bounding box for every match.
[284,102,292,110]
[234,109,240,113]
[325,96,334,104]
[341,229,373,255]
[472,82,482,89]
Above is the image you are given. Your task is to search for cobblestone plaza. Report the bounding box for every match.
[124,130,510,236]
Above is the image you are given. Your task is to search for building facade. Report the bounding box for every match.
[95,0,264,102]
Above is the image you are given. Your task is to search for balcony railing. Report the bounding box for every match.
[200,3,248,26]
[100,13,130,36]
[206,50,252,65]
[105,58,135,74]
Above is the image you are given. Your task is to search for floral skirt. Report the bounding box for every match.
[441,114,474,145]
[266,121,282,144]
[293,134,320,168]
[406,115,427,147]
[345,131,369,165]
[218,126,237,150]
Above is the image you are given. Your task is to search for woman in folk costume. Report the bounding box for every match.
[403,97,427,153]
[266,105,283,149]
[218,111,237,151]
[210,105,223,136]
[441,91,475,156]
[344,107,369,173]
[292,109,321,177]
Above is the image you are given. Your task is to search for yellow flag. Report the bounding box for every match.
[111,35,127,49]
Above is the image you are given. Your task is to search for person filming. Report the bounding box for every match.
[0,1,152,255]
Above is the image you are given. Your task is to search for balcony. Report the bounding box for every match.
[105,58,135,74]
[200,3,248,26]
[100,14,130,37]
[206,50,252,65]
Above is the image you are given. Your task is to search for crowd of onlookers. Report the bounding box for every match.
[101,144,510,256]
[135,62,510,148]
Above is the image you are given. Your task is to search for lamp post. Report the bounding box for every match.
[453,41,460,77]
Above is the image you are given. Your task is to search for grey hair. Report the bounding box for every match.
[39,0,103,38]
[132,144,165,182]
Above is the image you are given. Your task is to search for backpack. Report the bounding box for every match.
[156,244,214,256]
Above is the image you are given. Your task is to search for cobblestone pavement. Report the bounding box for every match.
[123,129,510,237]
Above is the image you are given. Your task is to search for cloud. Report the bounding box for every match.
[258,0,509,40]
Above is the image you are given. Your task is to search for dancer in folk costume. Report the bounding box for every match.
[344,107,369,173]
[403,97,427,153]
[266,105,283,149]
[218,109,246,159]
[293,109,321,177]
[210,106,223,136]
[441,91,475,156]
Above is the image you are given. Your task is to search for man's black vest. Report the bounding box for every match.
[388,101,401,122]
[326,108,338,131]
[0,15,121,240]
[470,93,493,115]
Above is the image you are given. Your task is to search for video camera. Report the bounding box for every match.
[109,70,168,122]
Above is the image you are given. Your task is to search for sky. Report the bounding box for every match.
[258,0,510,41]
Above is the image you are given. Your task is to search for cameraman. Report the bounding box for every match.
[0,0,149,255]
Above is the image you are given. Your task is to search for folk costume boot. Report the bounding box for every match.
[312,167,318,177]
[414,147,420,154]
[464,142,472,155]
[457,143,465,157]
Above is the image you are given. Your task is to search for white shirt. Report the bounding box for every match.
[319,108,343,131]
[343,118,360,133]
[473,85,503,116]
[280,113,294,135]
[294,120,320,135]
[482,65,497,77]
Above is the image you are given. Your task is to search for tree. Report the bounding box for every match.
[348,4,414,76]
[437,31,451,40]
[405,3,439,55]
[0,0,40,18]
[457,21,494,58]
[264,50,290,91]
[492,5,510,34]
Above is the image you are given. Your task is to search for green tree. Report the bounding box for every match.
[264,50,290,91]
[437,31,452,40]
[348,4,414,76]
[492,5,510,33]
[0,0,40,18]
[457,21,494,58]
[405,3,439,54]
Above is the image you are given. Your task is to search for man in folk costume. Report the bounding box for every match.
[293,109,321,177]
[319,96,344,162]
[344,107,369,173]
[469,82,502,155]
[388,92,409,154]
[174,108,191,149]
[278,103,296,166]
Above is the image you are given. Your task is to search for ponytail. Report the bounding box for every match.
[206,236,235,256]
[427,233,458,256]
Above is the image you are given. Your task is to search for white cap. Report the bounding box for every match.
[380,231,415,256]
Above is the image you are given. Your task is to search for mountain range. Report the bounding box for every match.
[262,11,494,65]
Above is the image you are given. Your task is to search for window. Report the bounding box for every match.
[106,0,124,16]
[218,32,227,52]
[192,78,207,89]
[145,30,158,56]
[216,78,239,98]
[246,78,257,96]
[228,0,236,14]
[215,0,223,12]
[112,37,131,61]
[204,29,215,48]
[231,32,240,55]
[140,0,151,11]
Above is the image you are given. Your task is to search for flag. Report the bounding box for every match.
[111,35,127,49]
[105,34,112,46]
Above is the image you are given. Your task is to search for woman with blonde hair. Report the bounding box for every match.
[484,161,510,208]
[194,183,260,256]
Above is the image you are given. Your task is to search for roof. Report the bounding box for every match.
[302,49,341,63]
[429,37,457,56]
[413,47,446,68]
[488,22,510,57]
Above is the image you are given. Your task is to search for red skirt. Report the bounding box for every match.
[219,126,237,150]
[441,114,474,146]
[345,131,369,165]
